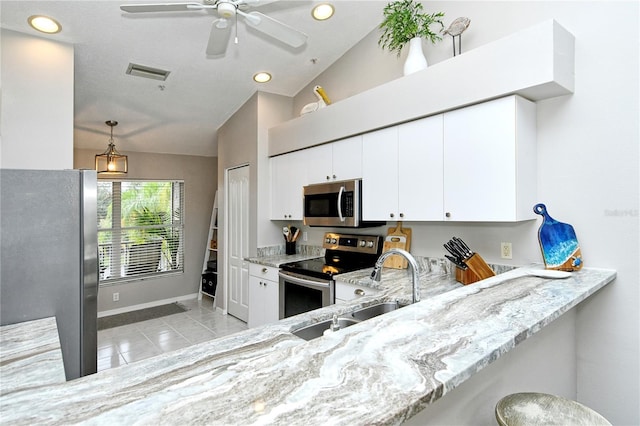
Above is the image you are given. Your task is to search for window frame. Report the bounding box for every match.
[97,179,185,286]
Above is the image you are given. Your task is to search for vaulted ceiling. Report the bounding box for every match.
[1,1,385,157]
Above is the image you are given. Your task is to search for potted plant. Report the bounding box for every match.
[378,0,444,75]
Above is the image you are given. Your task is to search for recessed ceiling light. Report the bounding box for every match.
[253,72,272,83]
[28,15,62,34]
[312,3,334,21]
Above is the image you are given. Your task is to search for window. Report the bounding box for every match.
[97,180,185,285]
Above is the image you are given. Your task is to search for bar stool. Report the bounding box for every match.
[495,392,611,426]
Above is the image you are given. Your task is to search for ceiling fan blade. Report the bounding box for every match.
[206,19,232,56]
[239,11,307,48]
[120,3,206,13]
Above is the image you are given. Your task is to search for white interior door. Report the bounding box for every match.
[226,165,250,322]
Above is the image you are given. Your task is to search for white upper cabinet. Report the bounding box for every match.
[270,150,307,220]
[306,135,363,184]
[443,95,537,222]
[362,115,444,221]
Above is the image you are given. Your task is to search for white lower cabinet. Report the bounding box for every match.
[335,281,380,303]
[362,115,444,221]
[248,264,280,328]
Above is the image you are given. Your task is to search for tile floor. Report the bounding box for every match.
[97,297,248,372]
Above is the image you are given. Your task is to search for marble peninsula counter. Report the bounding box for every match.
[0,265,615,425]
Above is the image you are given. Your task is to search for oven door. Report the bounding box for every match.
[279,271,334,319]
[303,180,359,227]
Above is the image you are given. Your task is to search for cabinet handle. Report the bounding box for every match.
[399,213,404,218]
[445,212,451,218]
[332,174,336,179]
[326,175,330,180]
[262,268,268,273]
[389,213,395,218]
[354,289,365,296]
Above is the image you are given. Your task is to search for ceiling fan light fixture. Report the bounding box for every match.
[253,72,272,83]
[28,15,62,34]
[95,120,128,174]
[312,3,334,21]
[217,2,237,18]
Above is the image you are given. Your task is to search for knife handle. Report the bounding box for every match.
[464,253,496,280]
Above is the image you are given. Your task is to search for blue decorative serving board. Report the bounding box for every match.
[533,203,583,271]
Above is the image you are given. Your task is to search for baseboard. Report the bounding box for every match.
[97,293,199,318]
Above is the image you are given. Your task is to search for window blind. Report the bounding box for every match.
[97,180,185,284]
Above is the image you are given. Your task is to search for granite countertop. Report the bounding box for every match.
[0,266,615,425]
[0,317,66,396]
[245,252,320,268]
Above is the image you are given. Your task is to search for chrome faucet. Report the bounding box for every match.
[370,248,421,304]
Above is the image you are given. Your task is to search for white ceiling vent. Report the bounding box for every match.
[126,63,170,81]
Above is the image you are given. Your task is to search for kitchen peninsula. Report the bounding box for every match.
[0,265,614,425]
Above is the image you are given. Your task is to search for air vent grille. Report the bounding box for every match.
[126,63,170,81]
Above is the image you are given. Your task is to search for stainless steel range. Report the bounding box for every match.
[278,232,383,319]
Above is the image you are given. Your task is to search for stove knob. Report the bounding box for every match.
[367,241,375,248]
[325,237,331,243]
[359,240,366,247]
[330,238,337,244]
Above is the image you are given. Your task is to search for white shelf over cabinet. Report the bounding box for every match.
[269,19,574,157]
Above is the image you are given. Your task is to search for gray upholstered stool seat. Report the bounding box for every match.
[495,392,611,426]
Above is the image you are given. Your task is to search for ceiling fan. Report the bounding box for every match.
[120,0,308,56]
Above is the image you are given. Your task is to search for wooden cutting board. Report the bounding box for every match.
[382,222,412,269]
[533,203,583,271]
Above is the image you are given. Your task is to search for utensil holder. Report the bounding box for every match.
[285,241,296,255]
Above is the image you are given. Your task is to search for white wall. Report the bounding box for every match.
[291,2,639,424]
[1,29,74,169]
[216,91,294,310]
[74,149,217,313]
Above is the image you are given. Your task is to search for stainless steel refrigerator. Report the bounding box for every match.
[1,169,98,380]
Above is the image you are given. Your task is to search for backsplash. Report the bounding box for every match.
[253,248,515,277]
[256,244,324,258]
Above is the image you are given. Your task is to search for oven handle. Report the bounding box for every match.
[278,271,331,289]
[337,185,345,222]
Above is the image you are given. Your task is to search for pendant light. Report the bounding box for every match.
[95,120,128,174]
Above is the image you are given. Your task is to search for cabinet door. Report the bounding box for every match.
[332,135,363,181]
[248,276,279,328]
[397,115,444,221]
[305,144,333,184]
[270,151,307,220]
[261,278,279,326]
[362,126,399,221]
[443,96,535,221]
[248,276,265,328]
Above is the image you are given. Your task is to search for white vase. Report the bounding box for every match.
[403,37,428,76]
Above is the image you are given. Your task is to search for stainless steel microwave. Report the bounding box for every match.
[303,179,383,228]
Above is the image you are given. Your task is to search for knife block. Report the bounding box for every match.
[455,254,496,285]
[455,267,481,285]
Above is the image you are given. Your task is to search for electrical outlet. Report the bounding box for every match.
[113,292,120,302]
[501,242,512,259]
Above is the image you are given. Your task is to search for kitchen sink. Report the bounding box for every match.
[291,301,408,341]
[347,301,406,322]
[292,317,360,341]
